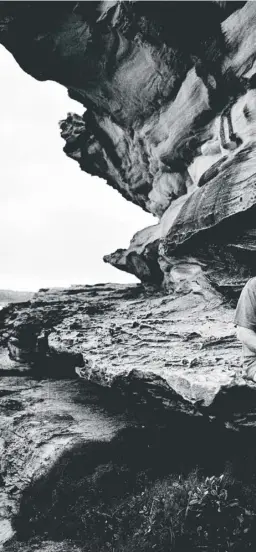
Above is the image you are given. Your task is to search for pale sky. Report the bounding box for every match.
[0,46,155,291]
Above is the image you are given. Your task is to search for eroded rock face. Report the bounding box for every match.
[2,283,256,549]
[103,224,163,284]
[3,4,256,550]
[2,2,256,289]
[58,3,256,290]
[0,3,247,204]
[0,281,255,547]
[56,3,256,210]
[0,283,254,428]
[0,369,127,545]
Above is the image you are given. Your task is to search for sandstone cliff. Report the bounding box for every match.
[1,2,256,551]
[1,1,256,290]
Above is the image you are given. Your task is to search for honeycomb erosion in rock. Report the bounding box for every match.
[2,1,256,288]
[2,2,256,549]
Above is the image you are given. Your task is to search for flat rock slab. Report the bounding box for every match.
[1,371,236,551]
[0,375,129,547]
[1,283,256,428]
[2,284,256,549]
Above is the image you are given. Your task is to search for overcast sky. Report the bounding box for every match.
[0,46,155,291]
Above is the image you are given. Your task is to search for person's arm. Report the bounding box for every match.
[236,326,256,354]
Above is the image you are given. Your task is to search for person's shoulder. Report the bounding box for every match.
[243,277,256,292]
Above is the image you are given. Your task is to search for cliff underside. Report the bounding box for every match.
[2,1,256,551]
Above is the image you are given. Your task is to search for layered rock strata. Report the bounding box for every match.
[2,4,256,548]
[2,280,256,549]
[0,278,255,549]
[1,2,255,289]
[0,283,252,428]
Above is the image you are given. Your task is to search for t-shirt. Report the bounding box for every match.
[234,277,256,367]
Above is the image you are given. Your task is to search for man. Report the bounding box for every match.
[235,277,256,382]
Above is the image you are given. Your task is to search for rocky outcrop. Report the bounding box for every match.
[0,358,251,552]
[0,370,127,545]
[57,1,254,217]
[3,5,256,548]
[3,281,256,549]
[0,282,252,547]
[0,282,252,427]
[56,4,256,291]
[1,279,256,549]
[2,2,256,289]
[103,224,163,284]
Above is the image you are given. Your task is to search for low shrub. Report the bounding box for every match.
[95,470,256,552]
[13,466,256,551]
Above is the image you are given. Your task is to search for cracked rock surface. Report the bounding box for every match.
[1,282,256,550]
[0,283,253,426]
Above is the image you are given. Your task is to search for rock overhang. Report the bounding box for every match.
[3,4,256,549]
[0,0,256,424]
[0,1,252,216]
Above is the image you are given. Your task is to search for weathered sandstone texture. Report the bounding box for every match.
[2,1,256,288]
[0,283,256,550]
[2,3,256,549]
[0,367,128,546]
[0,283,252,428]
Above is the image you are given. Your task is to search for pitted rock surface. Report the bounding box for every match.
[2,3,256,289]
[0,371,132,547]
[1,283,255,429]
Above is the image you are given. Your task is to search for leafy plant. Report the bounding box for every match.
[183,473,256,551]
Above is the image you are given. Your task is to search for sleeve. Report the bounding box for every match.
[234,279,256,330]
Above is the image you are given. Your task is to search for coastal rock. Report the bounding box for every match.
[2,5,256,548]
[0,283,254,430]
[2,3,256,289]
[0,373,131,546]
[0,366,251,551]
[0,1,256,429]
[57,1,256,218]
[103,224,162,285]
[0,1,248,214]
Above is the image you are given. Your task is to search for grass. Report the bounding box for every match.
[9,467,256,552]
[90,469,256,552]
